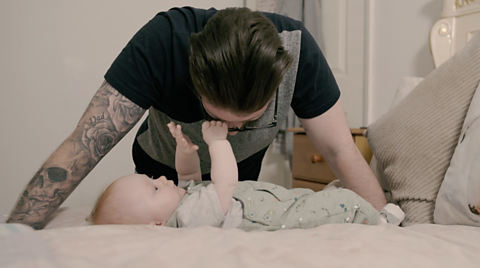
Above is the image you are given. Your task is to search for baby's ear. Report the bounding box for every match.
[150,221,163,226]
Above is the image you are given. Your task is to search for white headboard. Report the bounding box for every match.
[430,0,480,67]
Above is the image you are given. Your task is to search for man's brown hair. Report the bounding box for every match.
[189,7,293,114]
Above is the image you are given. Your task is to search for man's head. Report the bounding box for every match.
[189,7,293,116]
[91,174,186,225]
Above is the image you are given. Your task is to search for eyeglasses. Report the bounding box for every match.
[199,89,278,132]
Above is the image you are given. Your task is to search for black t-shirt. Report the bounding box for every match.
[104,6,340,183]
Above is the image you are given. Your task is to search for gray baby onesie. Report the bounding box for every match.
[166,180,379,231]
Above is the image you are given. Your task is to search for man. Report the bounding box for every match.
[8,7,386,229]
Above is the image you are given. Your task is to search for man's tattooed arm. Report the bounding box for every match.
[7,81,146,229]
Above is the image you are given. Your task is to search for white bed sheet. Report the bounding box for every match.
[1,207,479,268]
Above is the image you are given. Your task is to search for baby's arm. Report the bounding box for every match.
[202,121,237,215]
[167,122,202,182]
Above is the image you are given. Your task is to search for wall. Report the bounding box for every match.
[0,0,242,215]
[367,0,443,123]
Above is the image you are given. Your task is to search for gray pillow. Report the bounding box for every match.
[434,82,480,226]
[365,33,480,226]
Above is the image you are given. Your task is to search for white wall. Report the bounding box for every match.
[0,0,243,215]
[0,0,444,216]
[367,0,443,123]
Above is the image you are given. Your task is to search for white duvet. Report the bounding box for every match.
[1,207,480,268]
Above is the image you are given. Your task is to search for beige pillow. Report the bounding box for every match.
[370,76,424,201]
[366,32,480,226]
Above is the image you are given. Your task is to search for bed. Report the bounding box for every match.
[2,1,480,267]
[1,209,480,267]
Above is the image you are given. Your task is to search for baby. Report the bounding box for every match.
[91,121,404,230]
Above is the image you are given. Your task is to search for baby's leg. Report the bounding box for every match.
[291,189,381,227]
[378,203,405,226]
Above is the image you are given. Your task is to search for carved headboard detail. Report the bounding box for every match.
[430,0,480,67]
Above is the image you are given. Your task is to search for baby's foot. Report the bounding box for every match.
[379,203,405,226]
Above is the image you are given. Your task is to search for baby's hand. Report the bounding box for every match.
[167,122,199,153]
[202,121,228,145]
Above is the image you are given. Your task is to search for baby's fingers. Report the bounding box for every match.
[181,138,199,151]
[167,122,177,137]
[202,121,211,130]
[175,124,183,137]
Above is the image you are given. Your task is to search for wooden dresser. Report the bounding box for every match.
[288,128,372,191]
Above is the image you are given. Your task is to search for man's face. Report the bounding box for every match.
[201,100,269,135]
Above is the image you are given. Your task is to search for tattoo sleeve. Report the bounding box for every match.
[7,81,146,229]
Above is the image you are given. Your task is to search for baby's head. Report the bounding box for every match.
[91,174,186,225]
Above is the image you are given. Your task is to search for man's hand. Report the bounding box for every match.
[167,122,199,154]
[202,121,228,145]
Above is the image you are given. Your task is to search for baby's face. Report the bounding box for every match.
[115,174,186,225]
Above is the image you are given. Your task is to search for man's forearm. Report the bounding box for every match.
[7,81,145,229]
[299,102,386,211]
[7,139,95,229]
[330,148,387,211]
